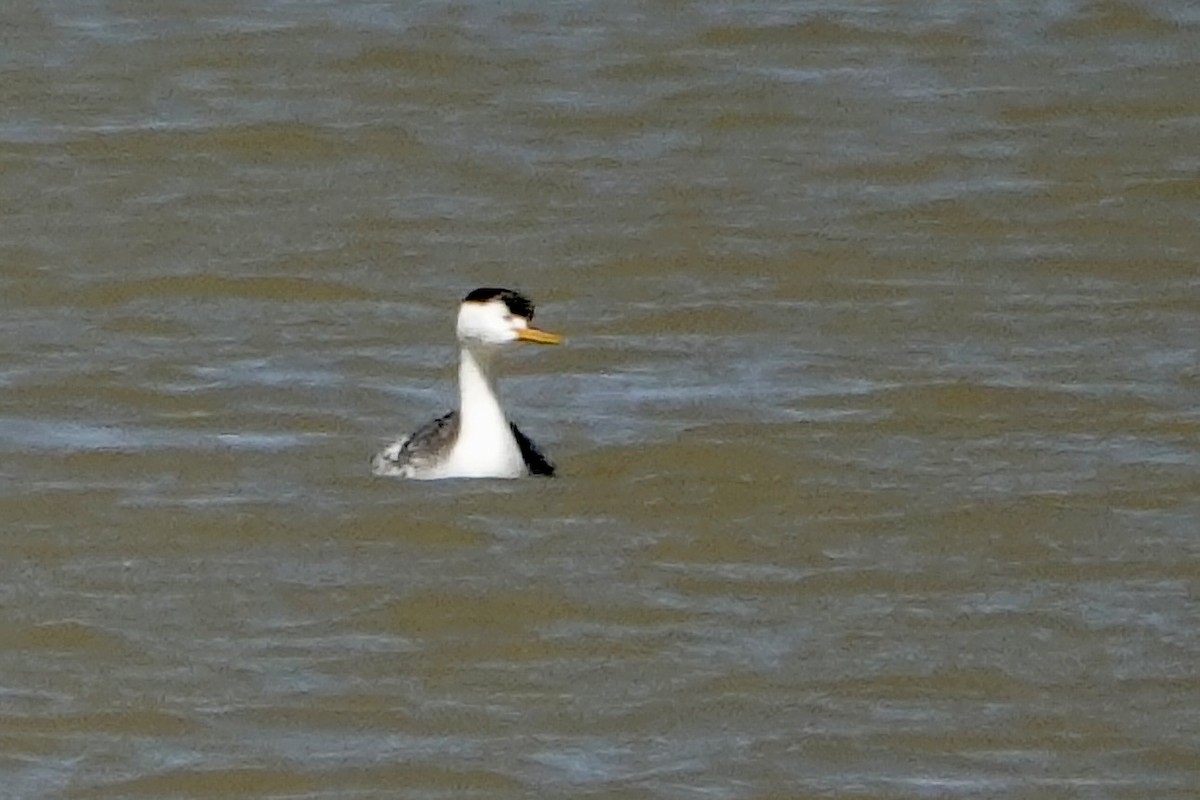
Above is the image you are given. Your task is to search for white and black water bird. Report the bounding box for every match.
[372,288,561,480]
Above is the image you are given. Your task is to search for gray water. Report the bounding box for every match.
[2,1,1199,798]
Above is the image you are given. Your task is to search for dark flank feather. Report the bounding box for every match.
[371,411,458,476]
[510,422,556,477]
[399,410,459,465]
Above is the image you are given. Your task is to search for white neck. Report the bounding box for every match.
[458,346,507,436]
[444,345,525,478]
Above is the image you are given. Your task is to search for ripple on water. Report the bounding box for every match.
[3,1,1200,798]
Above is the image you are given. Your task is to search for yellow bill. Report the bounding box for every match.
[517,327,562,345]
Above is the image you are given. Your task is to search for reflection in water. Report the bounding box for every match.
[2,1,1199,797]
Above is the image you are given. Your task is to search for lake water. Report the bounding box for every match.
[2,1,1199,797]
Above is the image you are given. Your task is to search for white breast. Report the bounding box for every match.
[434,422,526,479]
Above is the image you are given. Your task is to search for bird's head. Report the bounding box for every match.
[455,287,561,350]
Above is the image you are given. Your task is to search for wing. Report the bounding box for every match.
[372,411,459,477]
[510,422,556,477]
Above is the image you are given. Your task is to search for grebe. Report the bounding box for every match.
[371,287,560,479]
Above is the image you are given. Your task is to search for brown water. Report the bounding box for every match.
[3,1,1200,797]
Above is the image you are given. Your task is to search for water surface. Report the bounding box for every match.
[2,1,1199,797]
